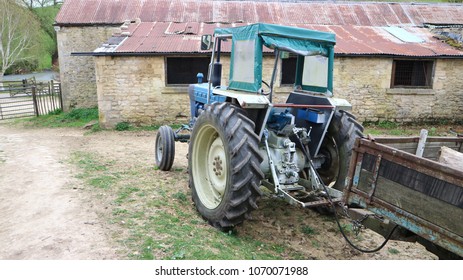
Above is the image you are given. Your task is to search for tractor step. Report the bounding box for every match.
[302,197,341,208]
[280,185,305,191]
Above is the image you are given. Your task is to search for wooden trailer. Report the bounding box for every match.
[343,134,463,259]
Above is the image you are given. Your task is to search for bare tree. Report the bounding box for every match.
[17,0,32,8]
[0,0,38,81]
[33,0,54,7]
[18,0,59,8]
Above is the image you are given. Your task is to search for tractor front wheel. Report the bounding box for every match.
[189,103,263,230]
[155,125,175,171]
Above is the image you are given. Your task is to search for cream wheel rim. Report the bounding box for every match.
[192,124,227,209]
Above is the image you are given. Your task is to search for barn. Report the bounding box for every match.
[55,0,463,128]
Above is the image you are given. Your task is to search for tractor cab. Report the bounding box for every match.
[202,23,335,97]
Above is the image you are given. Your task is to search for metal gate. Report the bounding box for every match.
[0,79,62,120]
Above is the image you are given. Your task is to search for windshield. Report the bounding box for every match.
[302,55,329,89]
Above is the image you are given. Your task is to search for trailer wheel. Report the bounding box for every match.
[155,125,175,171]
[318,110,363,191]
[189,103,263,230]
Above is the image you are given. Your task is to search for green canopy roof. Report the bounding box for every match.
[215,23,336,56]
[214,23,336,93]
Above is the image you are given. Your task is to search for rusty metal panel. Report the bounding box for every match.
[166,22,187,34]
[182,1,199,23]
[351,4,371,26]
[114,22,150,53]
[335,5,355,25]
[378,3,402,26]
[56,0,463,27]
[389,3,414,26]
[197,1,213,22]
[138,0,157,22]
[266,1,282,24]
[402,4,427,26]
[105,21,463,57]
[324,4,343,26]
[77,0,98,24]
[312,3,330,25]
[166,0,184,22]
[185,22,200,35]
[281,3,303,26]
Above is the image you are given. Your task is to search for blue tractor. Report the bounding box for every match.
[155,23,363,230]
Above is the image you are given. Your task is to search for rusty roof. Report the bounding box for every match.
[92,21,463,57]
[56,0,463,27]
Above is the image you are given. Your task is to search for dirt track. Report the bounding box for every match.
[0,125,118,259]
[0,124,438,260]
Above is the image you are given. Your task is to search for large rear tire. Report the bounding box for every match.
[189,103,263,230]
[318,110,364,191]
[155,125,175,171]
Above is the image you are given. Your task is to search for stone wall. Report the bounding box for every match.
[95,54,463,128]
[96,56,191,128]
[334,57,463,123]
[56,26,118,110]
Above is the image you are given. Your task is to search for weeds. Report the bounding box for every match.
[65,108,99,121]
[115,122,131,131]
[301,226,318,236]
[388,248,400,255]
[376,120,398,130]
[172,191,188,203]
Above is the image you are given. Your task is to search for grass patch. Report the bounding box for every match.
[301,226,318,236]
[71,151,117,191]
[13,108,186,134]
[70,149,307,260]
[172,191,188,203]
[115,122,131,131]
[73,151,108,172]
[363,120,462,137]
[18,107,99,128]
[388,248,400,255]
[88,175,117,190]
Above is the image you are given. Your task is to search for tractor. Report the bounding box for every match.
[155,23,363,230]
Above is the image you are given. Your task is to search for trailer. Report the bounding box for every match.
[343,134,463,259]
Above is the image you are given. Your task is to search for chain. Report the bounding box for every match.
[352,214,370,236]
[338,201,370,237]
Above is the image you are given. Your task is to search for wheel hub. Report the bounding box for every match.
[212,156,223,176]
[207,137,227,196]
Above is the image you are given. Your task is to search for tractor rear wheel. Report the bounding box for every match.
[155,125,175,171]
[317,110,363,191]
[189,102,263,230]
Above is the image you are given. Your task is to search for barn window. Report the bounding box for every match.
[166,57,210,85]
[391,60,434,88]
[281,57,297,85]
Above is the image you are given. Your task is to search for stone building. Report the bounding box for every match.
[55,0,463,128]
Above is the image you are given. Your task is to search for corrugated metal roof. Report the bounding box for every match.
[93,22,463,57]
[56,0,463,26]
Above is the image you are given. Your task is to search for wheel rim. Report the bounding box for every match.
[155,133,163,163]
[318,136,340,186]
[192,124,227,209]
